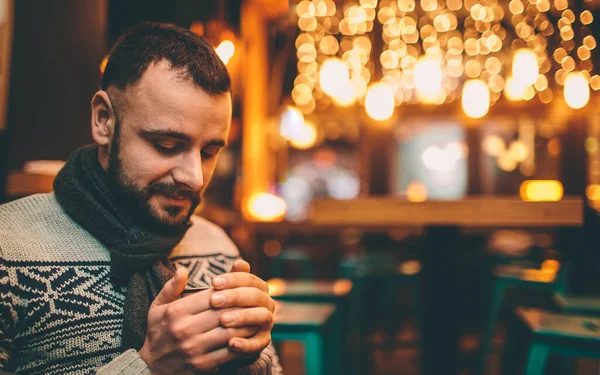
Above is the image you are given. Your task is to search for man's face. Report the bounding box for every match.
[106,60,231,233]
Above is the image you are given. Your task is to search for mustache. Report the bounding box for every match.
[146,182,200,201]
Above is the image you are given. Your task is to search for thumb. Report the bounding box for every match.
[153,267,188,306]
[230,259,251,273]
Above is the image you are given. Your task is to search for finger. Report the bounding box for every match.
[212,272,269,293]
[228,329,271,354]
[153,267,189,306]
[219,307,273,329]
[185,347,241,374]
[170,307,248,340]
[230,259,251,273]
[210,287,275,312]
[193,326,260,354]
[160,345,242,374]
[161,287,216,317]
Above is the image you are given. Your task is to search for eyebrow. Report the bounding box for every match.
[139,129,227,147]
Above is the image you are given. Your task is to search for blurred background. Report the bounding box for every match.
[2,0,600,374]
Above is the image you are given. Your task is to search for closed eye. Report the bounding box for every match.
[201,146,222,159]
[154,141,184,154]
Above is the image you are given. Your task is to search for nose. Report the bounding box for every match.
[172,151,204,192]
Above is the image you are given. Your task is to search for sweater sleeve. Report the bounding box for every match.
[96,345,283,375]
[0,254,16,371]
[217,343,283,375]
[95,349,150,375]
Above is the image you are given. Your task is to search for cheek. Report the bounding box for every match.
[119,148,173,185]
[201,161,218,187]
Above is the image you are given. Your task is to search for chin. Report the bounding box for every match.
[159,208,192,225]
[146,201,193,230]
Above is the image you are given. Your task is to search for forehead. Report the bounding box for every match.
[117,60,232,139]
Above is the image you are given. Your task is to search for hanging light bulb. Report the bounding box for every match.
[320,58,350,97]
[289,121,318,149]
[564,72,590,109]
[462,79,490,119]
[512,49,539,87]
[248,193,286,221]
[504,76,526,101]
[365,82,395,121]
[215,40,235,65]
[414,56,443,99]
[331,81,357,107]
[279,106,304,139]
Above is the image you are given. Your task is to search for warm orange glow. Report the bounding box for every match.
[564,72,590,109]
[190,22,205,36]
[523,269,556,282]
[497,152,518,171]
[504,76,526,101]
[100,55,109,74]
[520,180,564,202]
[215,40,235,65]
[586,184,600,201]
[541,259,561,272]
[320,58,350,98]
[333,279,353,295]
[508,141,528,162]
[365,82,395,121]
[461,79,490,118]
[414,57,443,99]
[406,181,428,202]
[398,260,421,275]
[279,106,304,139]
[267,278,287,296]
[483,135,506,157]
[289,120,318,149]
[263,239,282,257]
[512,49,539,87]
[331,81,357,107]
[547,138,561,157]
[248,193,286,221]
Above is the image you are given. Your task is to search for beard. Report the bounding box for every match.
[106,122,201,235]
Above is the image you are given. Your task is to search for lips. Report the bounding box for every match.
[159,194,191,206]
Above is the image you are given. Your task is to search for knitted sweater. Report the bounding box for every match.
[0,193,282,375]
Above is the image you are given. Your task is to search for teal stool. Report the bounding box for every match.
[338,254,424,339]
[267,279,353,375]
[272,301,340,375]
[552,293,600,316]
[477,262,567,375]
[270,247,314,279]
[338,255,424,374]
[501,307,600,375]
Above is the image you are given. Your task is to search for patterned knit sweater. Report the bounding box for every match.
[0,193,282,375]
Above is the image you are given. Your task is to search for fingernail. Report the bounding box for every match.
[221,313,236,324]
[213,277,226,287]
[212,293,226,306]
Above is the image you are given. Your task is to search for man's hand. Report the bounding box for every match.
[138,267,258,375]
[210,260,276,356]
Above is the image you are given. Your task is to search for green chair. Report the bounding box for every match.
[339,254,424,336]
[338,254,424,374]
[477,261,567,375]
[501,307,600,375]
[267,279,353,375]
[270,247,314,279]
[272,301,340,375]
[552,293,600,316]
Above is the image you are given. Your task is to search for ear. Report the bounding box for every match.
[90,90,116,147]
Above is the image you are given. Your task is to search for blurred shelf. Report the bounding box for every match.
[310,197,584,228]
[6,171,55,197]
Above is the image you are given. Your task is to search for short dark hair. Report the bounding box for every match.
[101,22,230,96]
